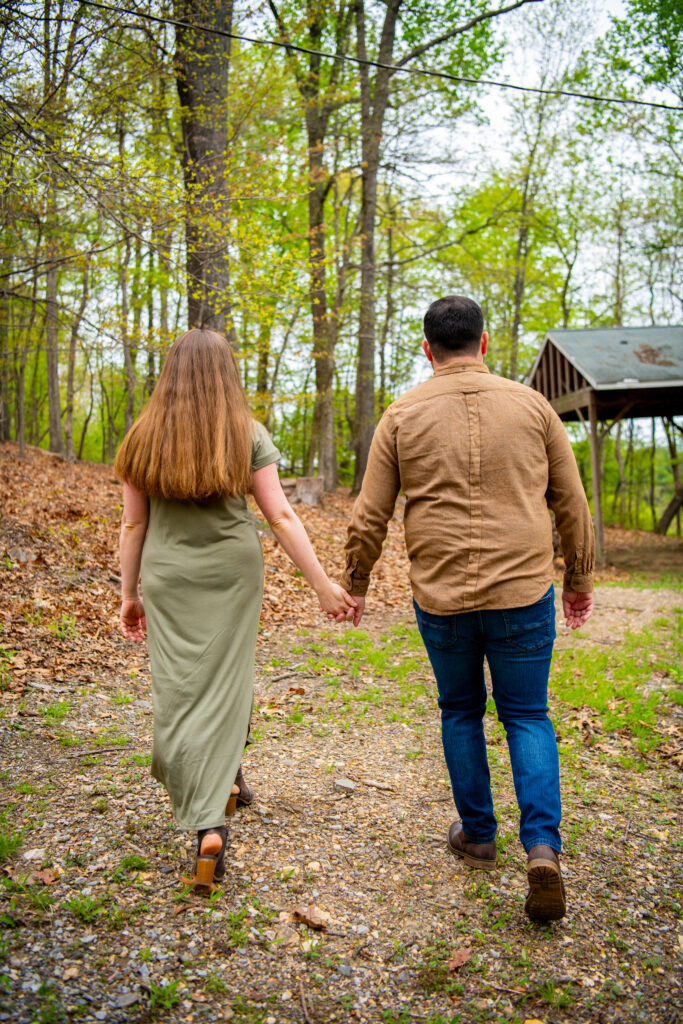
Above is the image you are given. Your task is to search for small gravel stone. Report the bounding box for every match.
[114,992,139,1009]
[334,778,355,794]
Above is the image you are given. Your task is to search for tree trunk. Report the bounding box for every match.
[120,233,136,434]
[588,392,605,569]
[174,0,238,346]
[143,247,156,399]
[626,419,635,527]
[255,321,271,426]
[352,0,400,492]
[0,191,10,442]
[267,0,352,490]
[40,3,84,455]
[16,358,26,458]
[649,417,657,529]
[656,482,683,536]
[45,198,64,455]
[613,195,625,328]
[306,147,337,488]
[379,200,396,413]
[350,0,537,486]
[612,420,626,521]
[77,354,95,461]
[64,262,90,461]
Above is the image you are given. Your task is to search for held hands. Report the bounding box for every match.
[317,581,359,625]
[327,593,365,628]
[120,597,146,642]
[562,589,594,630]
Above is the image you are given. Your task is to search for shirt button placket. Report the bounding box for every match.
[464,392,482,611]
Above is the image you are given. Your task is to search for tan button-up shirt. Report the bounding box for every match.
[341,361,594,614]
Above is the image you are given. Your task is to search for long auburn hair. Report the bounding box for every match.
[115,329,253,502]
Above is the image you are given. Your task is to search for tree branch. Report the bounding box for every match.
[396,0,544,69]
[266,0,304,88]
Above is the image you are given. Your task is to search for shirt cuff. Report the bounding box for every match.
[563,571,593,593]
[340,557,370,596]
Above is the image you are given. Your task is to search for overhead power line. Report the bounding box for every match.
[74,0,683,114]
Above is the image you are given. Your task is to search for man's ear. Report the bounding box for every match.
[481,331,488,356]
[422,338,433,363]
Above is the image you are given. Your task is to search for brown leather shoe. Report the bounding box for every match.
[447,820,497,870]
[525,845,566,921]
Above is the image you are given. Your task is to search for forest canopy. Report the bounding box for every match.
[0,0,681,529]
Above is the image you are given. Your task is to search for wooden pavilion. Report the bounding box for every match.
[527,326,683,565]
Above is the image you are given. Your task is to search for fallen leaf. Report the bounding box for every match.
[31,866,63,885]
[291,902,331,931]
[286,686,305,695]
[448,948,472,971]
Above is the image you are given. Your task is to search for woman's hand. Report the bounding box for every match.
[120,598,146,642]
[317,582,357,622]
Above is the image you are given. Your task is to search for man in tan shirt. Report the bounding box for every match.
[341,295,594,921]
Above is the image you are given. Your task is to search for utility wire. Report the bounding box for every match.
[75,0,683,114]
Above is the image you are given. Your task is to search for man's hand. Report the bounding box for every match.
[350,595,365,627]
[325,593,366,622]
[562,589,593,630]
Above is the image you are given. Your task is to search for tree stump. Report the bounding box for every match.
[279,477,324,507]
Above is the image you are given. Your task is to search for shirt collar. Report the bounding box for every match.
[433,360,490,377]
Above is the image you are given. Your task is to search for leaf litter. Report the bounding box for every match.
[0,441,682,1024]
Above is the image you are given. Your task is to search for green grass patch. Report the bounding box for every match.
[553,614,682,752]
[57,732,81,747]
[41,701,71,724]
[0,645,16,692]
[0,813,23,864]
[64,893,107,923]
[600,573,682,592]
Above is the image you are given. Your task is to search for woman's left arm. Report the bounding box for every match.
[119,482,150,642]
[251,463,357,620]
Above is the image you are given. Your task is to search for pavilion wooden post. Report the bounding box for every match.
[588,391,605,568]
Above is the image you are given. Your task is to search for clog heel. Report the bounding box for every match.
[183,827,227,895]
[225,783,240,817]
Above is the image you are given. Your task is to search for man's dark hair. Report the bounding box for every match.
[423,296,484,358]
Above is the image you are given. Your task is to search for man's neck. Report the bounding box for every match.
[432,354,483,370]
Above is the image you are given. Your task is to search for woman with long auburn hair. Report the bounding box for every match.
[115,329,356,892]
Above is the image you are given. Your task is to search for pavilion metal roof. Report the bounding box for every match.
[529,326,683,389]
[527,325,683,422]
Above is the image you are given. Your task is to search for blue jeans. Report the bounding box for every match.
[414,586,561,853]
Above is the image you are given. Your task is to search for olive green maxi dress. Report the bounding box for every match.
[141,422,279,830]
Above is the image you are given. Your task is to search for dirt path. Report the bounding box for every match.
[1,582,681,1024]
[1,444,682,1024]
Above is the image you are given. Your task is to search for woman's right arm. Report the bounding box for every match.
[251,463,356,620]
[119,482,150,642]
